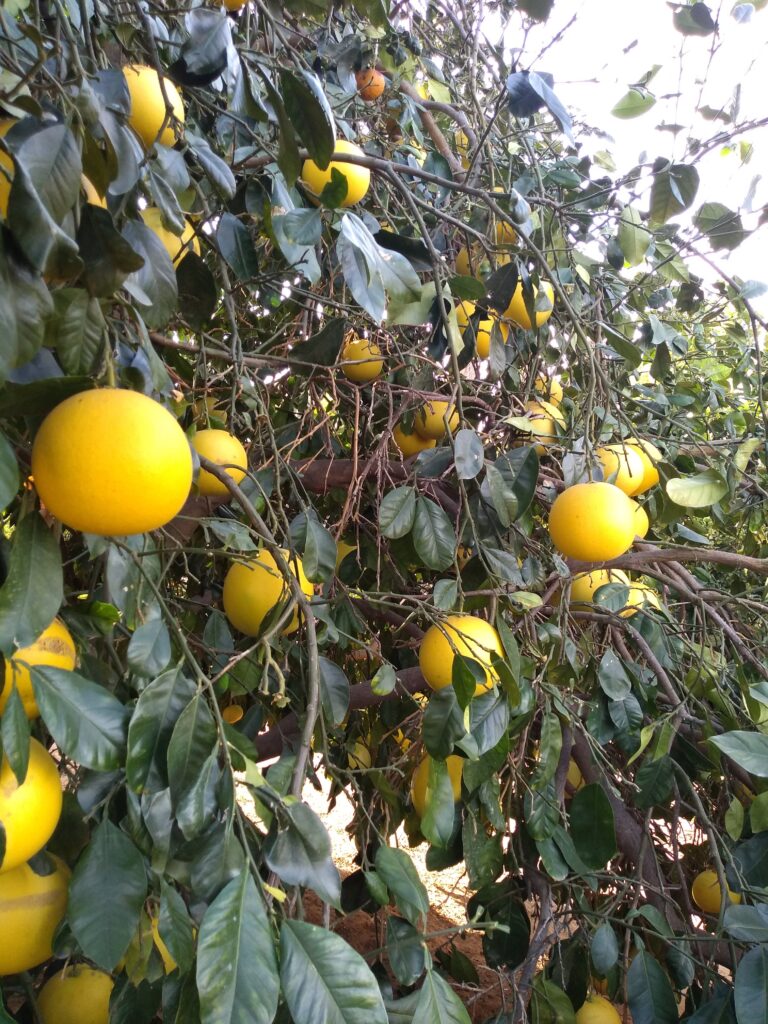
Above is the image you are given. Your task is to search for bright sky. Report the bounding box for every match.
[487,1,768,298]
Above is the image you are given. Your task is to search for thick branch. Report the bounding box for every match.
[569,543,768,577]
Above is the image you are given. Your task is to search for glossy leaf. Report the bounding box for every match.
[0,513,63,655]
[379,486,417,539]
[710,732,768,777]
[125,667,197,794]
[412,969,471,1024]
[127,620,172,678]
[318,656,350,725]
[375,846,429,928]
[569,784,617,869]
[666,469,729,508]
[627,951,679,1024]
[264,800,342,907]
[412,497,456,570]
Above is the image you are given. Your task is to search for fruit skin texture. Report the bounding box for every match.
[569,570,629,606]
[548,482,636,562]
[392,423,436,458]
[505,280,554,329]
[191,429,247,496]
[223,548,313,637]
[0,120,16,217]
[627,438,662,493]
[534,374,563,406]
[31,389,193,537]
[415,400,459,440]
[522,400,565,455]
[140,207,200,264]
[691,869,741,914]
[0,856,70,975]
[456,302,509,359]
[0,617,76,719]
[37,965,114,1024]
[419,615,504,696]
[123,64,184,149]
[0,738,63,873]
[575,994,621,1024]
[629,498,650,538]
[411,755,463,818]
[619,583,660,618]
[301,139,370,207]
[356,68,386,101]
[596,443,645,496]
[340,335,383,383]
[224,0,248,8]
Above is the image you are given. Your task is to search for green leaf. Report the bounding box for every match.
[597,649,632,700]
[0,684,30,784]
[0,432,19,512]
[375,846,429,928]
[47,288,107,376]
[318,656,350,725]
[16,123,82,224]
[379,486,417,539]
[77,205,145,298]
[462,812,503,890]
[197,873,279,1024]
[710,732,768,777]
[280,920,388,1024]
[127,620,172,678]
[158,879,196,975]
[674,3,717,35]
[300,514,337,583]
[618,205,652,266]
[122,221,178,329]
[727,795,746,840]
[423,687,468,760]
[125,667,197,794]
[167,693,218,812]
[569,784,617,870]
[264,800,342,907]
[453,428,484,480]
[530,976,576,1024]
[370,663,397,696]
[468,880,530,970]
[0,513,63,655]
[635,756,675,809]
[469,690,510,756]
[412,497,456,570]
[627,951,679,1024]
[68,819,148,970]
[734,947,768,1024]
[412,969,471,1024]
[176,252,218,330]
[32,666,130,771]
[272,208,322,283]
[216,212,259,281]
[421,758,459,849]
[387,916,429,987]
[611,87,656,119]
[694,202,747,250]
[724,904,768,943]
[649,161,700,226]
[186,134,237,199]
[279,70,336,169]
[666,469,728,508]
[591,923,619,975]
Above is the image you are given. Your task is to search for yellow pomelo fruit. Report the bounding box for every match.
[141,207,200,264]
[37,965,114,1024]
[522,400,565,455]
[31,389,193,536]
[569,570,629,606]
[392,423,436,458]
[301,139,370,207]
[340,335,383,383]
[415,400,459,440]
[223,548,313,636]
[548,483,636,562]
[455,301,475,329]
[455,301,508,358]
[222,704,244,724]
[81,175,106,208]
[0,617,76,719]
[505,280,554,330]
[124,64,184,149]
[629,499,649,539]
[411,754,463,818]
[626,438,662,493]
[419,614,503,696]
[0,739,63,873]
[0,856,70,975]
[596,443,645,496]
[691,869,741,914]
[191,429,247,496]
[566,759,584,792]
[534,374,563,406]
[454,245,481,277]
[0,120,16,218]
[619,583,661,618]
[494,221,517,245]
[575,994,621,1024]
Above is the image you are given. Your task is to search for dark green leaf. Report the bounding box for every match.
[216,212,259,281]
[674,3,717,35]
[462,812,503,890]
[7,159,81,278]
[569,784,617,869]
[724,904,768,942]
[627,950,679,1024]
[649,161,700,226]
[301,515,337,583]
[423,687,468,760]
[0,684,30,784]
[122,221,178,329]
[530,976,576,1024]
[387,917,429,987]
[735,946,768,1024]
[125,667,197,794]
[694,202,747,250]
[412,970,471,1024]
[469,689,510,756]
[16,123,82,223]
[176,253,218,330]
[421,758,459,849]
[0,432,19,511]
[271,208,322,283]
[453,428,484,480]
[375,846,429,928]
[127,620,172,678]
[167,693,218,811]
[591,923,619,975]
[292,317,348,370]
[597,649,632,700]
[635,756,675,809]
[47,288,106,376]
[280,70,335,168]
[186,134,237,198]
[412,497,456,570]
[264,800,342,907]
[158,879,196,975]
[318,656,350,725]
[379,486,417,539]
[0,513,63,655]
[77,206,144,298]
[710,732,768,777]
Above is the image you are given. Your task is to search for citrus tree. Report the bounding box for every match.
[0,1,767,1022]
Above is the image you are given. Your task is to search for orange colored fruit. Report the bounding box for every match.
[0,739,63,873]
[356,68,386,101]
[505,280,554,330]
[0,617,76,719]
[419,614,503,695]
[392,423,436,458]
[596,444,645,496]
[37,964,114,1024]
[301,139,370,207]
[548,483,636,562]
[0,856,70,975]
[411,754,463,817]
[340,335,383,383]
[691,869,741,914]
[124,64,184,149]
[222,548,313,636]
[31,389,193,536]
[415,400,459,440]
[191,429,247,496]
[140,207,200,264]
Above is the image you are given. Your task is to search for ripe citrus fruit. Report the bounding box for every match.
[124,64,184,149]
[0,120,16,218]
[31,389,193,536]
[548,483,636,562]
[140,207,200,264]
[522,400,565,455]
[505,280,554,330]
[415,400,459,440]
[0,738,63,873]
[224,0,248,8]
[0,617,76,719]
[619,583,660,618]
[340,335,383,383]
[455,245,481,277]
[456,302,508,359]
[575,994,621,1024]
[534,374,563,406]
[37,964,114,1024]
[356,68,386,101]
[691,869,741,914]
[494,221,517,245]
[392,423,436,458]
[301,139,370,207]
[566,759,584,792]
[222,548,313,637]
[629,499,649,539]
[596,444,645,496]
[626,438,662,493]
[222,704,244,724]
[568,569,629,605]
[80,175,106,208]
[411,754,463,817]
[0,856,69,975]
[419,614,504,695]
[191,429,247,496]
